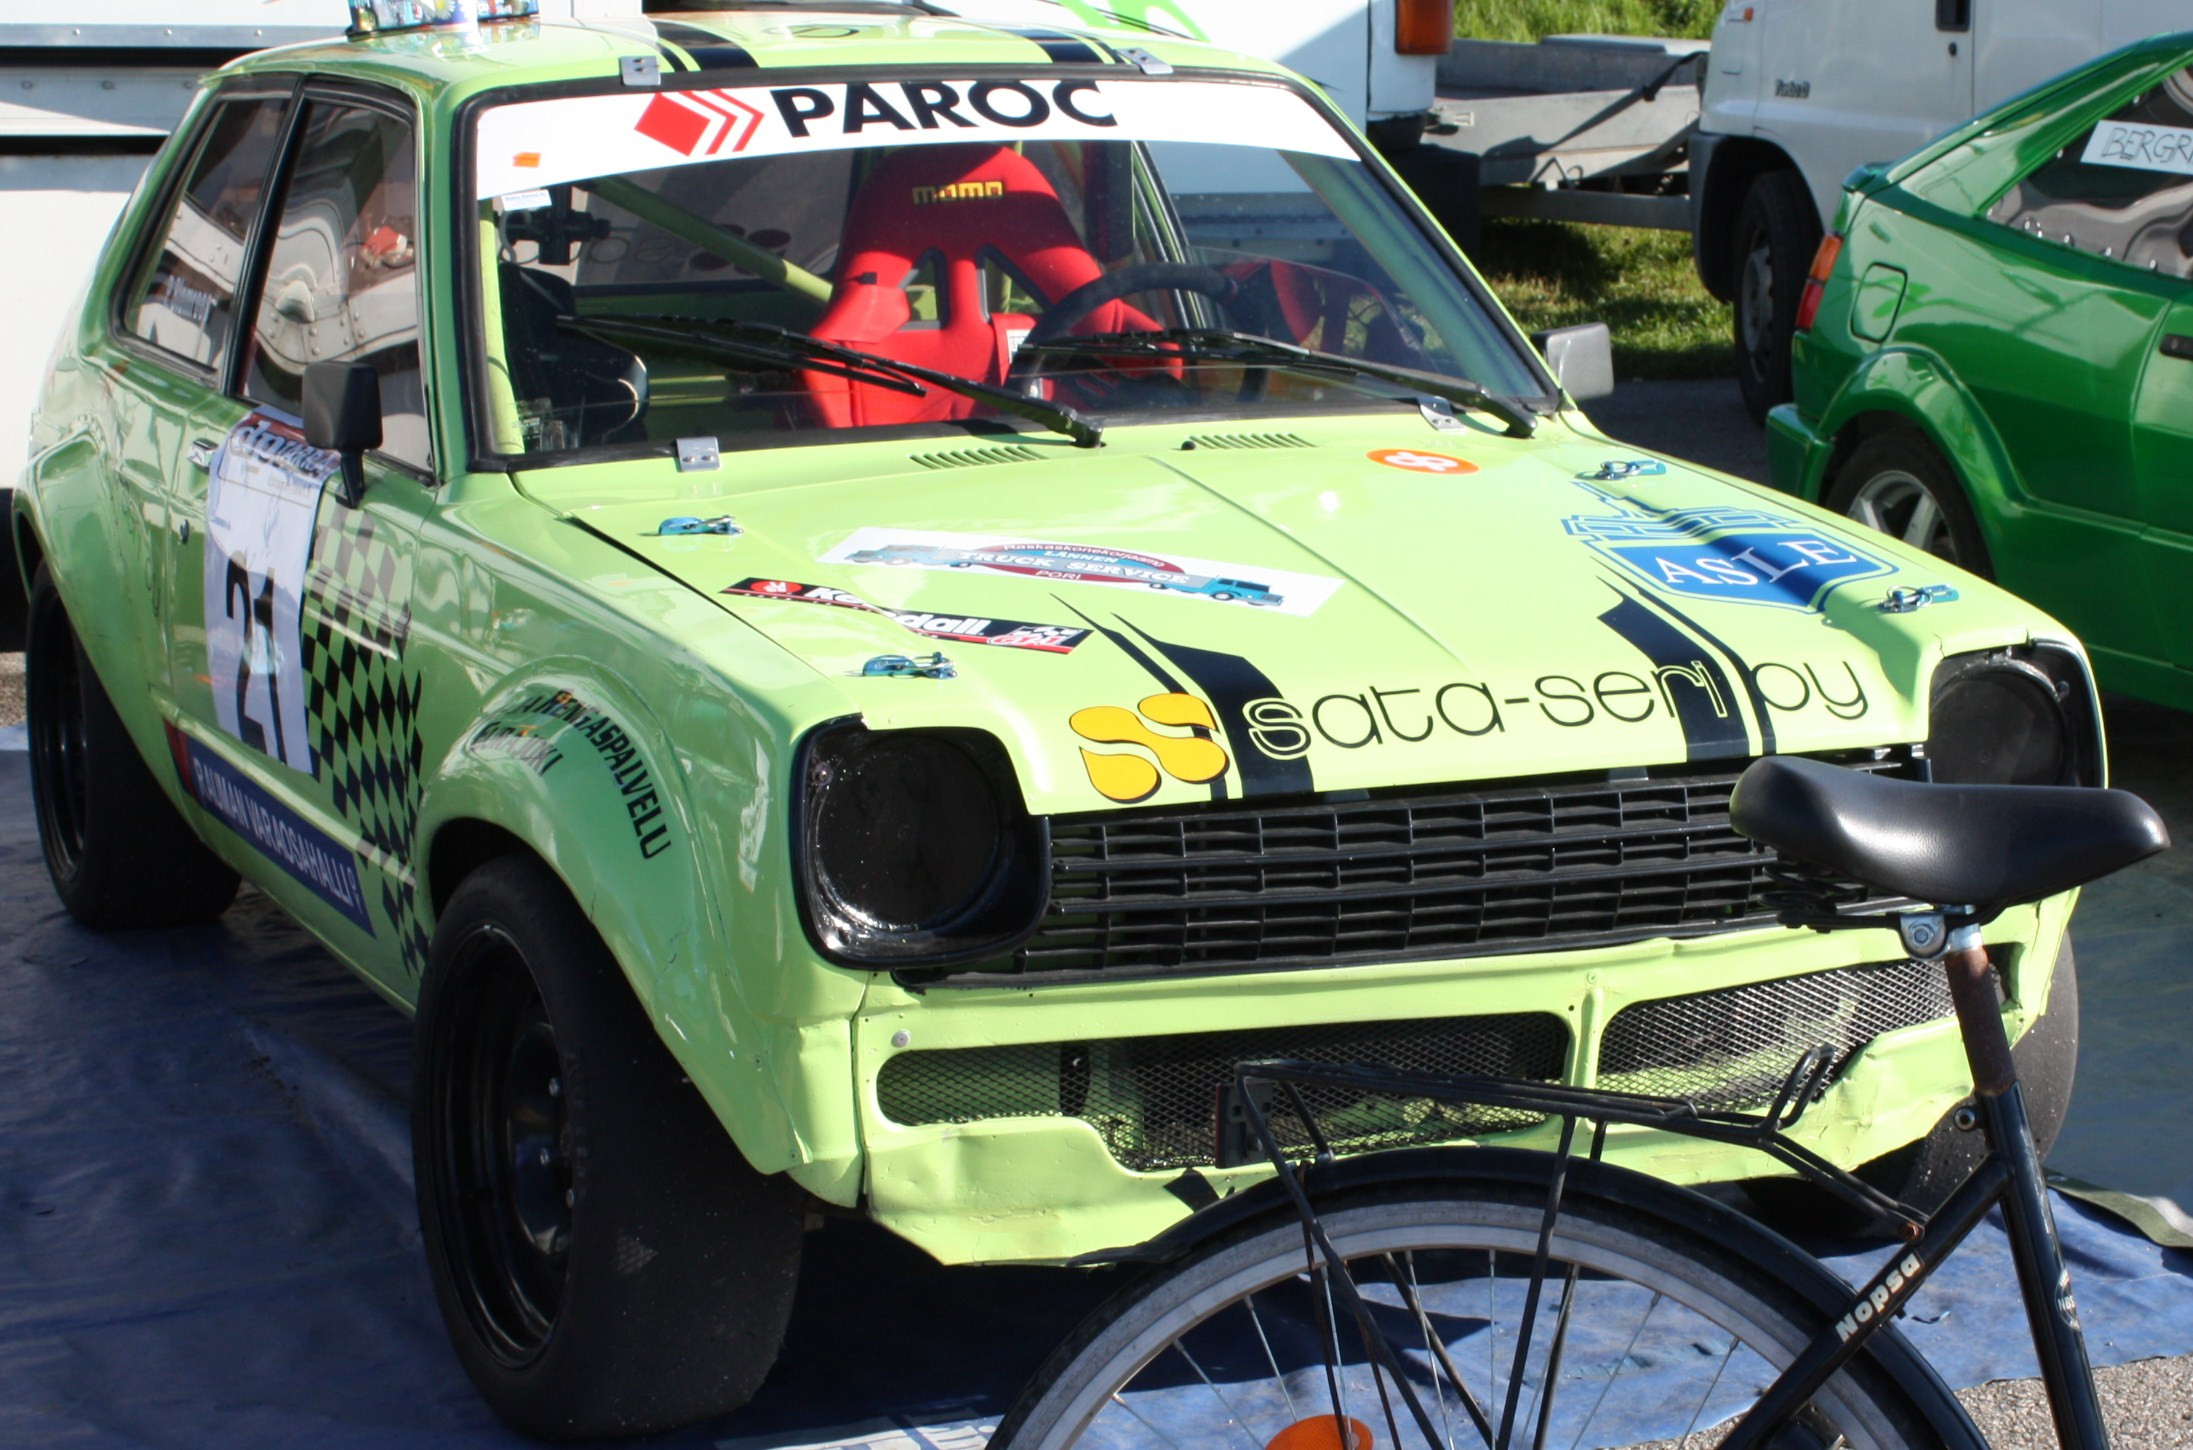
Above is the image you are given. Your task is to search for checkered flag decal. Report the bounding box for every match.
[303,511,431,981]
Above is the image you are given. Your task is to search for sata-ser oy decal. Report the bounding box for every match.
[466,690,675,860]
[1563,487,1893,612]
[1070,693,1230,803]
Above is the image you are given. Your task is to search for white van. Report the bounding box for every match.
[1693,0,2193,420]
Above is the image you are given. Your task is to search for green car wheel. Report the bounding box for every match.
[412,854,806,1440]
[1826,432,1993,577]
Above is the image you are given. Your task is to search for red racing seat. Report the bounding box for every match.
[804,143,1159,428]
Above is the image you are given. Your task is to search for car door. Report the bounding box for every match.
[168,84,438,982]
[100,85,294,716]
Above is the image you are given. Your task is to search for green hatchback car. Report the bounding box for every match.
[12,0,2098,1437]
[1772,31,2193,714]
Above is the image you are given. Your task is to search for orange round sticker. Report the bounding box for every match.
[1369,448,1477,475]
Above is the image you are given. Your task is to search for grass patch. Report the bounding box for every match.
[1451,0,1729,377]
[1473,218,1733,380]
[1453,0,1718,43]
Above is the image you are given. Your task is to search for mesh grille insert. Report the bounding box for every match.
[1599,957,1975,1111]
[876,1012,1569,1173]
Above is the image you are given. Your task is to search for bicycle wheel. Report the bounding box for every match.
[998,1180,1945,1450]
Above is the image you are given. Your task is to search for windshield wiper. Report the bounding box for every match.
[561,313,1103,448]
[1020,327,1539,437]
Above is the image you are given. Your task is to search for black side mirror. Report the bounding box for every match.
[303,360,382,508]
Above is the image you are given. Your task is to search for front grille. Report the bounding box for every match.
[1599,956,1977,1110]
[995,757,1909,984]
[876,1012,1568,1174]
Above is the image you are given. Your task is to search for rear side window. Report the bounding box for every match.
[244,99,429,469]
[1988,68,2193,277]
[123,96,291,369]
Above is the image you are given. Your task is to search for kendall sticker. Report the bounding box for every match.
[820,529,1343,617]
[724,577,1091,652]
[474,76,1352,196]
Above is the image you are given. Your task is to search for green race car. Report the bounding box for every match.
[1772,31,2193,714]
[11,0,2095,1437]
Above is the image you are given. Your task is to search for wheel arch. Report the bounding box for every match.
[1813,348,2018,564]
[1082,1144,1989,1450]
[415,669,816,1181]
[3,490,42,654]
[1695,137,1806,301]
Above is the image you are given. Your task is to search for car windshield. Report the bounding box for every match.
[468,72,1548,458]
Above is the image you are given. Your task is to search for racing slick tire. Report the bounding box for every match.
[413,853,806,1439]
[1731,169,1819,424]
[1825,430,1993,577]
[1749,936,2079,1239]
[24,562,239,928]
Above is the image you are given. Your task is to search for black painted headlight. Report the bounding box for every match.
[794,723,1047,966]
[1926,646,2098,786]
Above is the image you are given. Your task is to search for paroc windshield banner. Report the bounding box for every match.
[474,76,1352,197]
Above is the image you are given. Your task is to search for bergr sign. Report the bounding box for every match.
[474,75,1353,196]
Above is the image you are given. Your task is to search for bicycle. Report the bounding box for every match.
[994,755,2171,1450]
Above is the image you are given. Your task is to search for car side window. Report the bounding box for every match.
[1988,68,2193,277]
[122,95,291,370]
[243,98,430,469]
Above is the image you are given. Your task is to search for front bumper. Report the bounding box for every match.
[841,896,2068,1265]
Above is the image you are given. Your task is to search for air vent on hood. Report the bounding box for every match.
[909,445,1046,470]
[1181,432,1312,450]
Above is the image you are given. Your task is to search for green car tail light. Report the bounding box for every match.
[1794,234,1844,335]
[794,723,1048,968]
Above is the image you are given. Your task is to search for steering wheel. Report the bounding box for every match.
[1012,263,1266,406]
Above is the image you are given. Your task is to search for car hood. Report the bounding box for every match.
[545,417,2052,812]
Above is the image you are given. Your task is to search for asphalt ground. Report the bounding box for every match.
[2,382,2190,1442]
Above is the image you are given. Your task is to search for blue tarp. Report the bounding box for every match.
[1,751,2189,1449]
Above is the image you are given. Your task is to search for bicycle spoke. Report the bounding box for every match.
[1384,1249,1494,1450]
[1526,1262,1583,1450]
[1169,1338,1266,1450]
[1677,1336,1742,1448]
[1108,1389,1195,1450]
[1244,1291,1301,1427]
[1565,1289,1663,1450]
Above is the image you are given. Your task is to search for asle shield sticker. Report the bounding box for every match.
[1564,498,1893,612]
[1070,693,1229,802]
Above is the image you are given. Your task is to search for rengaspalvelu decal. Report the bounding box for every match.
[823,528,1342,617]
[1564,490,1893,612]
[465,691,674,860]
[474,76,1352,198]
[722,577,1090,652]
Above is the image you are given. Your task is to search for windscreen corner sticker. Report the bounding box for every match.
[821,528,1342,617]
[723,576,1091,652]
[475,76,1352,197]
[1563,493,1892,612]
[203,409,340,776]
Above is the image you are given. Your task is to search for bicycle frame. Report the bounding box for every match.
[1220,932,2110,1450]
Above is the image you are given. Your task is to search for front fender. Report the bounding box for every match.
[417,663,860,1185]
[1811,347,2021,559]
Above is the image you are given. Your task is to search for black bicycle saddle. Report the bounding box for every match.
[1730,755,2168,908]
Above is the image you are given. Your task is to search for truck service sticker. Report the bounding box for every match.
[821,528,1343,617]
[203,410,340,775]
[1563,493,1891,612]
[474,76,1352,196]
[722,577,1091,652]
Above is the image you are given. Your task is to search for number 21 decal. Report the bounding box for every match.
[202,410,341,775]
